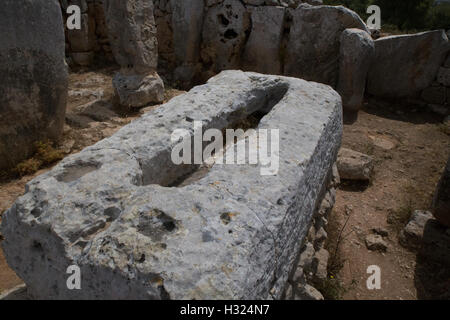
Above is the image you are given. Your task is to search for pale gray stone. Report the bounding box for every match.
[367,30,450,98]
[337,148,373,181]
[285,4,369,87]
[433,157,450,227]
[104,0,158,72]
[1,71,342,300]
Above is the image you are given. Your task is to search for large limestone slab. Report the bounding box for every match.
[2,71,343,299]
[284,4,368,87]
[337,28,374,112]
[367,30,450,98]
[0,0,68,171]
[433,156,450,227]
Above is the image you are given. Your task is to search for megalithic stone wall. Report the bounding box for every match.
[1,71,343,299]
[0,0,68,171]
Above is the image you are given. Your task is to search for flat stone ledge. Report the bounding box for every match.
[2,71,343,299]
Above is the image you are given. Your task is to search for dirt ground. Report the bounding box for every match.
[327,99,450,300]
[0,69,449,299]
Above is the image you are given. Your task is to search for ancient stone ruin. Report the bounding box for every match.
[0,0,449,300]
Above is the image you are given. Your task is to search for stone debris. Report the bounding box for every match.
[337,148,374,181]
[365,234,388,252]
[285,4,368,87]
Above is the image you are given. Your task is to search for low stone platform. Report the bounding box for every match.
[1,71,343,299]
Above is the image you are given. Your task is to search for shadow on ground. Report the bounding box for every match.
[414,220,450,300]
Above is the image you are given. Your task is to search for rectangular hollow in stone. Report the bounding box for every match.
[1,71,343,299]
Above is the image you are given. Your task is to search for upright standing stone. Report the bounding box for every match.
[0,0,68,171]
[201,0,251,73]
[242,6,285,75]
[104,0,164,107]
[367,30,450,98]
[337,28,374,112]
[284,4,368,87]
[171,0,205,86]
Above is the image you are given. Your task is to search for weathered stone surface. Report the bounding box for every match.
[433,157,450,227]
[367,30,450,98]
[201,0,251,73]
[337,28,374,112]
[285,4,368,87]
[113,72,165,107]
[0,0,68,171]
[67,12,96,52]
[104,0,158,72]
[171,0,204,86]
[171,0,204,65]
[104,0,164,106]
[337,148,373,181]
[242,6,285,75]
[400,211,450,265]
[1,71,343,299]
[399,210,434,250]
